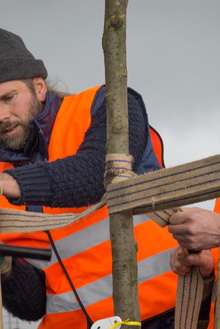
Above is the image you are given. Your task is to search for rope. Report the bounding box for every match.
[107,154,220,218]
[105,154,210,329]
[0,154,219,328]
[104,154,136,186]
[0,194,107,233]
[0,155,219,234]
[175,267,204,329]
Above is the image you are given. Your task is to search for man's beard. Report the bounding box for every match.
[0,95,43,150]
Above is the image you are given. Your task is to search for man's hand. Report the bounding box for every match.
[170,245,215,302]
[168,207,220,250]
[170,245,214,279]
[0,173,21,199]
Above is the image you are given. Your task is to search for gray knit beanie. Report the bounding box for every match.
[0,28,48,83]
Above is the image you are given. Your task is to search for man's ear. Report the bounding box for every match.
[33,78,47,102]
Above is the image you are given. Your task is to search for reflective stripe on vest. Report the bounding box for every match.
[45,247,175,314]
[0,86,177,328]
[22,214,177,327]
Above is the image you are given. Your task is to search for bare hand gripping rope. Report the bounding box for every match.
[0,154,219,329]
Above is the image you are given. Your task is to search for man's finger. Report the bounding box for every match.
[169,211,186,225]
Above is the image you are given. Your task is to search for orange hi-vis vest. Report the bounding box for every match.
[207,198,220,329]
[0,86,178,329]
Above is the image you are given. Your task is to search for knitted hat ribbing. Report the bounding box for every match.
[0,29,48,83]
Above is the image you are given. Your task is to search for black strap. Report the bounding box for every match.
[45,230,93,329]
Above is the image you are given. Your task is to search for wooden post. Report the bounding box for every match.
[102,1,141,327]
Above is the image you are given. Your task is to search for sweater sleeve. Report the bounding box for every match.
[2,259,46,321]
[5,90,158,208]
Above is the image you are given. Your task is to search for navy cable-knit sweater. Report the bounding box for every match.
[1,88,156,322]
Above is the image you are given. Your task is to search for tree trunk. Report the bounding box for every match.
[102,1,141,328]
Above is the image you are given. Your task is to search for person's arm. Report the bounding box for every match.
[2,92,155,208]
[168,207,220,250]
[1,258,46,321]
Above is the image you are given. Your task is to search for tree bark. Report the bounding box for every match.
[102,1,141,328]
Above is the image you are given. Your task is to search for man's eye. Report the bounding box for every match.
[4,95,15,101]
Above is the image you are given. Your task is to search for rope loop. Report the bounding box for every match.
[104,153,136,188]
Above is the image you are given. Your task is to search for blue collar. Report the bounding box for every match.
[30,92,62,145]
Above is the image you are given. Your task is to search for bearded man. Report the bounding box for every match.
[0,28,182,329]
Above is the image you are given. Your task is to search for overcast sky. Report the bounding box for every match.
[1,1,220,328]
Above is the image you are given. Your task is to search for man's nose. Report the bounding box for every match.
[0,107,10,122]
